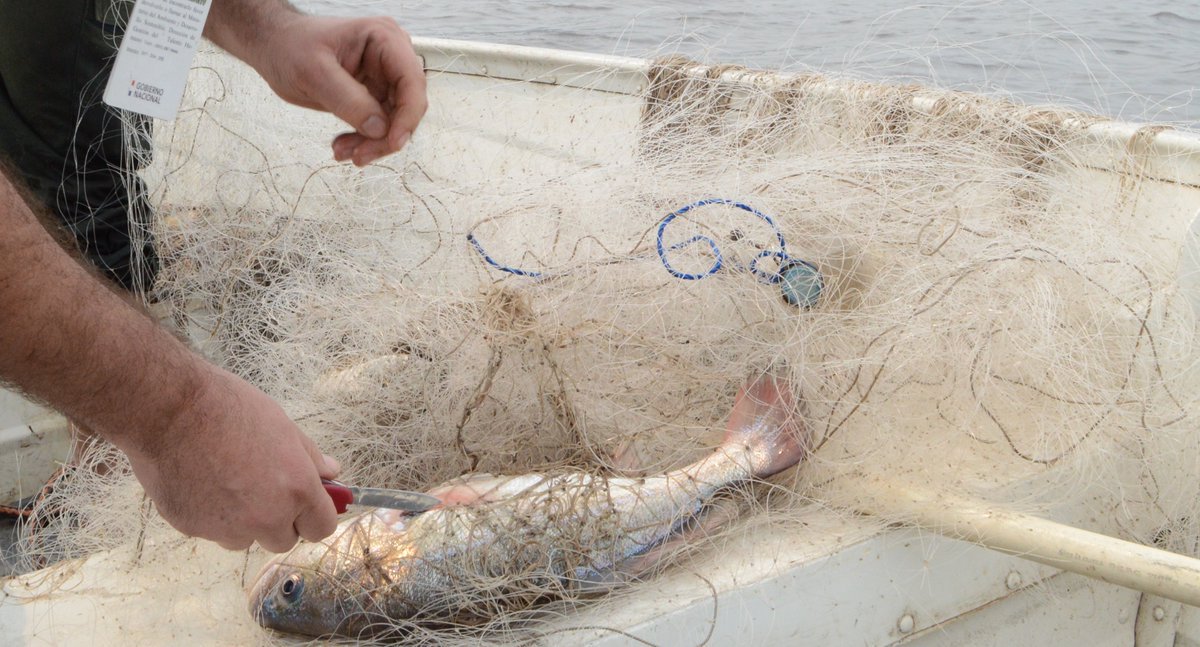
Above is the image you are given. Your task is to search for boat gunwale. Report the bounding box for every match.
[413,36,1200,184]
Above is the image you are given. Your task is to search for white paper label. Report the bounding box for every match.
[103,0,212,121]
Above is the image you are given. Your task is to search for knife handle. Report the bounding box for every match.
[322,478,353,514]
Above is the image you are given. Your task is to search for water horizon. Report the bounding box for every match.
[301,0,1200,127]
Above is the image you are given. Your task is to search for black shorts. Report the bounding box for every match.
[0,0,158,292]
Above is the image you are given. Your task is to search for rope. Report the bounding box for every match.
[466,232,544,278]
[466,199,822,307]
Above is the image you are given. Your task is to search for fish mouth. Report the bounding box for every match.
[247,562,281,625]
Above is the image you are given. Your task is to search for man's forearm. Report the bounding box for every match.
[203,0,301,67]
[0,167,205,459]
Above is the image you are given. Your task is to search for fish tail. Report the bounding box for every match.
[722,374,809,478]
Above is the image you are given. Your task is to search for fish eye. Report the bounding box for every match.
[279,573,304,602]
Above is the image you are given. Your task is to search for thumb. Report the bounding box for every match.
[308,57,389,139]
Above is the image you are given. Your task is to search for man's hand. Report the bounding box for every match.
[262,15,428,167]
[124,366,341,552]
[205,4,427,167]
[0,167,342,553]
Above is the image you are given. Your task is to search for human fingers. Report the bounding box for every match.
[293,429,341,480]
[331,131,409,166]
[161,507,258,552]
[374,25,427,148]
[291,430,340,541]
[282,438,339,544]
[313,20,424,144]
[321,453,342,478]
[332,132,361,162]
[256,522,302,554]
[243,465,307,552]
[349,131,412,167]
[217,536,255,552]
[332,131,406,167]
[293,491,339,544]
[305,54,392,143]
[340,24,425,166]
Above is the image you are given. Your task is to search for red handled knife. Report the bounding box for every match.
[322,478,441,514]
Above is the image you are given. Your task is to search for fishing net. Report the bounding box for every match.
[7,40,1200,644]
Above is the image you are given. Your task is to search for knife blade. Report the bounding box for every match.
[321,478,441,514]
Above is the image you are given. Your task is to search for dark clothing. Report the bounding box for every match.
[0,0,157,291]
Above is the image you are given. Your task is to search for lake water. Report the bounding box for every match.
[300,0,1200,127]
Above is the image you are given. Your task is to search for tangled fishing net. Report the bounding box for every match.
[8,41,1200,644]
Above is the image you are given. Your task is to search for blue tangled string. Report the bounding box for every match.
[466,231,544,278]
[656,198,805,284]
[467,199,816,289]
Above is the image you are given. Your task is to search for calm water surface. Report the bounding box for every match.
[301,0,1200,126]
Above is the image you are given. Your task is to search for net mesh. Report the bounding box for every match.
[9,43,1200,644]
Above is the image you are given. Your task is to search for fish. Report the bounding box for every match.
[248,375,809,639]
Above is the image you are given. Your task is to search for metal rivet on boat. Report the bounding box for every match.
[481,65,489,75]
[898,614,915,634]
[1005,571,1022,590]
[1154,606,1166,622]
[1118,607,1131,624]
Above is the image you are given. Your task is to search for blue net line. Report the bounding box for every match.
[467,199,817,287]
[657,198,801,283]
[466,231,545,278]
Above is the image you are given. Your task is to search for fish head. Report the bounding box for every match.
[249,555,345,637]
[248,511,423,638]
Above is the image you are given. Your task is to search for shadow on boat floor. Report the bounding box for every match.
[0,516,20,577]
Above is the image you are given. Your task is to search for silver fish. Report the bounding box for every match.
[248,376,808,638]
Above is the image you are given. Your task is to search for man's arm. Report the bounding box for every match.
[0,168,338,552]
[204,0,428,166]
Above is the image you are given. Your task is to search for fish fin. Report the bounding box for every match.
[607,437,653,477]
[424,473,506,506]
[425,473,549,507]
[724,374,810,478]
